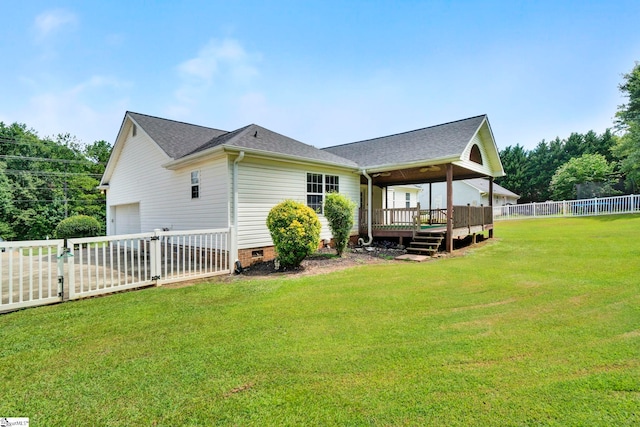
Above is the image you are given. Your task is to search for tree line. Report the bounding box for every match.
[496,61,640,203]
[0,122,110,240]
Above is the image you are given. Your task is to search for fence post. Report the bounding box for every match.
[62,241,73,301]
[150,229,162,285]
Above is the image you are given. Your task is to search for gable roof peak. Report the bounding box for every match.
[323,114,490,169]
[326,114,487,150]
[127,111,224,132]
[125,111,228,159]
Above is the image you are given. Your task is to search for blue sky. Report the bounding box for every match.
[1,1,638,150]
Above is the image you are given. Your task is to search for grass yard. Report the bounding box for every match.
[1,215,639,426]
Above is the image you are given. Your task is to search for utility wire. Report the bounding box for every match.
[4,170,104,177]
[6,199,104,203]
[0,154,101,165]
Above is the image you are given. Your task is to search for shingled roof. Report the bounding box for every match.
[128,112,227,159]
[464,178,520,198]
[323,115,487,168]
[185,124,358,168]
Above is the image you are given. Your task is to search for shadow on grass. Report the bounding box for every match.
[581,213,640,222]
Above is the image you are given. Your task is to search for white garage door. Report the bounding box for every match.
[114,203,140,235]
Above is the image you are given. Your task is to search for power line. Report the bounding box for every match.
[11,199,105,205]
[0,154,101,165]
[3,169,104,177]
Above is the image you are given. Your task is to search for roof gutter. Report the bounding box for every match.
[359,169,373,246]
[164,144,358,171]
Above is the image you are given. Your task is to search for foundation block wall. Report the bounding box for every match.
[238,234,359,267]
[238,246,276,267]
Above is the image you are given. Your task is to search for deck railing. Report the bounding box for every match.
[359,205,492,233]
[452,205,493,229]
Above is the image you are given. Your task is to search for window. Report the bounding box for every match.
[132,124,137,137]
[191,171,200,199]
[325,175,339,193]
[406,192,411,208]
[306,173,339,213]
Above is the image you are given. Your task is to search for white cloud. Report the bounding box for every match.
[34,9,77,39]
[171,38,259,117]
[16,75,130,144]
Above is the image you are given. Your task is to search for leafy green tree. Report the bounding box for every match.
[612,122,640,192]
[615,61,640,129]
[550,154,617,200]
[323,192,356,257]
[0,162,15,239]
[613,61,640,191]
[525,140,564,201]
[0,121,110,240]
[495,144,529,199]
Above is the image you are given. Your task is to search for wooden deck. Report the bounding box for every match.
[359,205,493,242]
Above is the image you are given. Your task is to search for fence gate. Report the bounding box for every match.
[1,228,232,314]
[0,239,65,313]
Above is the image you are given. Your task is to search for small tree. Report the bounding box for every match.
[324,192,356,256]
[54,215,102,240]
[550,153,617,200]
[266,200,321,269]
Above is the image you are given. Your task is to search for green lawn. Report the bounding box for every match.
[1,215,639,426]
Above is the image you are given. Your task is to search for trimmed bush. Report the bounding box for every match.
[324,192,356,256]
[266,200,321,269]
[54,215,102,240]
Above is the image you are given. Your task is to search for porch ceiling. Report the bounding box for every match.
[360,163,489,186]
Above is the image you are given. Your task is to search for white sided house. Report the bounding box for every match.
[100,112,505,262]
[100,112,360,266]
[419,179,520,209]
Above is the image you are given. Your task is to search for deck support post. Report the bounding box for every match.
[488,177,494,239]
[429,183,433,225]
[446,163,453,253]
[359,169,373,246]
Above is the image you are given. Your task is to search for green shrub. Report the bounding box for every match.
[54,215,102,239]
[266,200,321,269]
[324,192,356,256]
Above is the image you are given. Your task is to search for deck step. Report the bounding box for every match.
[407,233,444,257]
[406,247,438,254]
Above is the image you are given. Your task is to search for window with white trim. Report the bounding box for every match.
[306,173,339,214]
[405,192,411,208]
[191,171,200,199]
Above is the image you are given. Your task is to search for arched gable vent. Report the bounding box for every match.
[469,144,483,165]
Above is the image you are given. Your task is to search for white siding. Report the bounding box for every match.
[419,182,484,208]
[419,182,517,208]
[384,186,421,209]
[105,130,229,234]
[457,123,501,177]
[236,157,360,250]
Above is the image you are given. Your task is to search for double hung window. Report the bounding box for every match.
[306,173,339,214]
[191,171,200,199]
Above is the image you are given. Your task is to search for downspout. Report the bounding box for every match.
[232,151,245,265]
[358,169,373,246]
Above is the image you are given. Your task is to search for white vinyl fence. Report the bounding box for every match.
[1,228,231,313]
[0,239,64,312]
[494,194,640,220]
